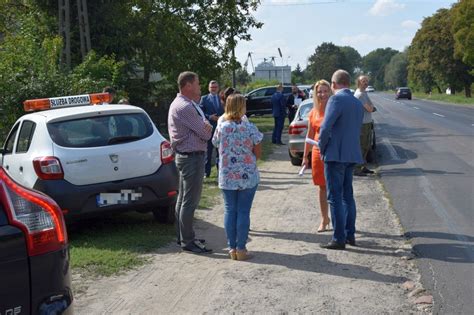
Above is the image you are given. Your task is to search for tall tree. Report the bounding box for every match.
[384,51,408,89]
[361,48,398,90]
[451,0,474,73]
[340,46,362,76]
[306,42,347,82]
[408,8,472,97]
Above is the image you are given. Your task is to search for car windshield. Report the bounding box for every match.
[298,103,313,119]
[47,113,153,147]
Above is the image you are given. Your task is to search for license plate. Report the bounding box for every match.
[96,189,143,207]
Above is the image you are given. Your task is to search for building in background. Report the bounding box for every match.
[254,61,291,84]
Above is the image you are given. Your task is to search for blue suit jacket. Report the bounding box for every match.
[200,93,224,128]
[319,89,364,163]
[271,92,286,117]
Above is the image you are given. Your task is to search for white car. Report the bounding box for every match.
[366,86,375,92]
[1,93,178,223]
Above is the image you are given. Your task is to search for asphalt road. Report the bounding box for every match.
[369,92,474,314]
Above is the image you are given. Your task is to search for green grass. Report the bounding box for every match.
[68,212,175,276]
[249,115,275,133]
[412,92,474,106]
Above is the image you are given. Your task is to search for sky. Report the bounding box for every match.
[235,0,458,72]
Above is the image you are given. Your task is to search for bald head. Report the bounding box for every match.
[331,69,351,88]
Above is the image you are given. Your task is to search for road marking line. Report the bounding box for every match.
[381,138,401,161]
[413,107,419,109]
[433,113,445,117]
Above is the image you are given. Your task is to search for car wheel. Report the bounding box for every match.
[152,204,175,224]
[408,97,412,100]
[290,156,302,166]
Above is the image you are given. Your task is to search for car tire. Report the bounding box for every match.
[290,156,302,166]
[408,97,412,100]
[152,204,175,224]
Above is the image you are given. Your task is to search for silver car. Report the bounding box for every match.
[288,99,313,166]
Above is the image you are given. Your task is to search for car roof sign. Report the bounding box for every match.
[23,92,112,112]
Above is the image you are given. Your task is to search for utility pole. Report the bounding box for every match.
[77,0,91,60]
[58,0,71,69]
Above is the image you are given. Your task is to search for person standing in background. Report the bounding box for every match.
[168,71,213,254]
[212,93,263,261]
[318,69,364,250]
[302,80,332,233]
[286,84,306,125]
[353,75,376,176]
[271,84,286,145]
[200,80,224,178]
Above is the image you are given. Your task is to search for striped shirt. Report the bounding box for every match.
[168,93,212,153]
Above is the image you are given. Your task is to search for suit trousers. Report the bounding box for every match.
[272,116,285,143]
[175,153,205,247]
[205,139,218,177]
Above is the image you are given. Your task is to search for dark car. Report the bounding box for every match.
[245,85,292,116]
[396,87,412,100]
[0,167,73,314]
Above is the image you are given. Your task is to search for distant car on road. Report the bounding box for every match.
[245,85,292,116]
[0,166,73,314]
[366,86,375,92]
[396,87,412,100]
[1,93,179,223]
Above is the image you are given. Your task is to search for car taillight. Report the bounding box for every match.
[0,168,67,256]
[33,156,64,180]
[161,141,174,164]
[289,125,307,135]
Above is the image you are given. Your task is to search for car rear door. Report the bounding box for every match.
[0,191,30,315]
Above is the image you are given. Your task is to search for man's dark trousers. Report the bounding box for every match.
[272,115,285,144]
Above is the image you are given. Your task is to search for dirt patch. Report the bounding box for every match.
[73,142,429,314]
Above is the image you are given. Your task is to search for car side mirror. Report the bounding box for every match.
[246,95,252,100]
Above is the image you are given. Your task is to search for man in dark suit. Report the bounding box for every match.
[200,80,224,178]
[286,84,306,125]
[271,84,287,145]
[318,69,364,250]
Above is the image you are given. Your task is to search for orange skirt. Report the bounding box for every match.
[311,148,325,186]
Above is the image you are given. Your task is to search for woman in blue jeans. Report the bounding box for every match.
[212,93,263,261]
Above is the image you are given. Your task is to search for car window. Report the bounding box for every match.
[250,88,267,97]
[298,103,313,119]
[16,120,36,153]
[283,87,292,94]
[264,88,276,96]
[3,122,20,154]
[47,113,153,147]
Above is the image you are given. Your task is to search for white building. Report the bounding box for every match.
[254,61,291,84]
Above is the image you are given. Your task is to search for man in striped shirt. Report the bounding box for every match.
[168,71,213,254]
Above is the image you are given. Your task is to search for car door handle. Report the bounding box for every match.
[19,166,23,172]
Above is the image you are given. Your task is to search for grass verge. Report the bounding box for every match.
[69,212,174,277]
[412,92,474,106]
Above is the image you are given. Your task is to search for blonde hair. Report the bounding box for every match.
[224,93,246,122]
[312,79,331,112]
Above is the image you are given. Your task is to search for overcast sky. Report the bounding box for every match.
[235,0,457,72]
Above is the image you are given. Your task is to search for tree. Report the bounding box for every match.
[292,63,304,83]
[361,48,399,90]
[384,51,408,89]
[306,42,347,82]
[408,8,472,97]
[451,0,474,72]
[339,46,362,76]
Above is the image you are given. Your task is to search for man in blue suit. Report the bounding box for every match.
[271,84,287,145]
[200,80,224,178]
[318,69,364,250]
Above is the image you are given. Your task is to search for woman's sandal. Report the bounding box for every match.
[317,219,331,233]
[229,249,237,260]
[236,249,252,261]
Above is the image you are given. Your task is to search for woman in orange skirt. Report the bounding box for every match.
[302,80,331,232]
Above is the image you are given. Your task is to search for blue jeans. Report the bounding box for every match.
[222,185,258,250]
[324,162,357,244]
[175,153,206,247]
[272,116,285,143]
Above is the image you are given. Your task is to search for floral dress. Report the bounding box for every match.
[212,120,263,190]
